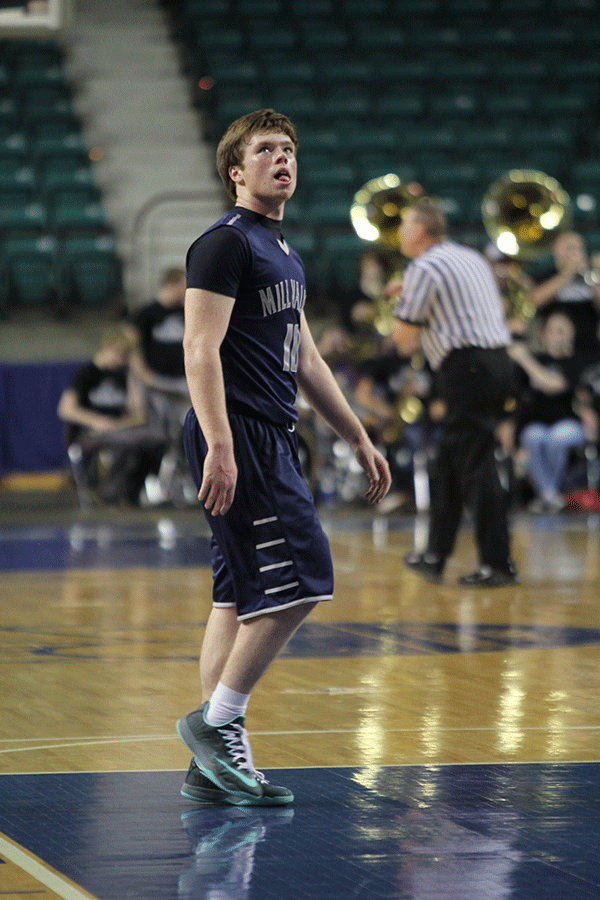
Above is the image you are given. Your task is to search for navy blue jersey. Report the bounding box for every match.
[186,207,306,426]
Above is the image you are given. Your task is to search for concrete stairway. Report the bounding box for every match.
[64,0,224,305]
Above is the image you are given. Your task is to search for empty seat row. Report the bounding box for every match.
[0,39,117,313]
[0,233,122,311]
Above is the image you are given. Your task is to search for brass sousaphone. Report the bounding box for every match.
[481,169,572,260]
[350,174,427,435]
[481,169,573,321]
[350,173,425,334]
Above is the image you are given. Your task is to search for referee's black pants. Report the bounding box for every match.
[427,347,515,573]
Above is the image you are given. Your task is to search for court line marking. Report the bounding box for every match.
[1,724,600,757]
[0,831,99,900]
[2,760,600,778]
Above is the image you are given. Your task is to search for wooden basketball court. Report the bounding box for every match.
[1,497,599,899]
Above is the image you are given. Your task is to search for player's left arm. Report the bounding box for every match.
[296,312,391,504]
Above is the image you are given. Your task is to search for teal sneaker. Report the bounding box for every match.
[176,702,264,801]
[181,758,294,806]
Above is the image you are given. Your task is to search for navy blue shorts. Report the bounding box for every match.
[183,409,334,620]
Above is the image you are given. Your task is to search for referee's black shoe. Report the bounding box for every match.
[458,562,519,587]
[403,551,444,583]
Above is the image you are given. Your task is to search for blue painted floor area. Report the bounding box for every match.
[0,522,212,571]
[1,764,599,900]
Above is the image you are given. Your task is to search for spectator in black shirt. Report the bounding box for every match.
[57,326,166,504]
[126,267,190,442]
[531,232,600,356]
[511,312,592,512]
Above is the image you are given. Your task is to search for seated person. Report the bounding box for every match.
[574,358,600,447]
[125,267,190,441]
[57,326,167,505]
[531,231,600,356]
[509,312,592,512]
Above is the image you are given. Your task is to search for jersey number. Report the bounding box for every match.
[283,323,301,372]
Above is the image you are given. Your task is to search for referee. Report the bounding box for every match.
[392,198,518,587]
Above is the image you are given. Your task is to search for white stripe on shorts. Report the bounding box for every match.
[253,516,278,526]
[259,560,293,572]
[264,581,300,595]
[256,538,285,549]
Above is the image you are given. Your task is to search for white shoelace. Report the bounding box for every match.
[220,723,267,782]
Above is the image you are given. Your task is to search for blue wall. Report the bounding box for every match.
[0,360,83,479]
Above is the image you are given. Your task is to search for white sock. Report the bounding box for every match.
[205,682,250,725]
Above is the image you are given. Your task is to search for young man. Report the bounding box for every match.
[177,110,391,806]
[392,199,518,587]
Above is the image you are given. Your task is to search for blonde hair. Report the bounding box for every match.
[216,108,299,201]
[99,325,136,357]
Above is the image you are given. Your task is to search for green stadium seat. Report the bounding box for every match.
[0,189,47,232]
[300,25,349,52]
[461,125,512,152]
[401,126,457,154]
[517,125,574,152]
[57,233,122,307]
[321,230,365,260]
[496,0,544,10]
[40,157,95,193]
[375,93,424,121]
[304,195,353,227]
[445,0,491,11]
[302,163,357,195]
[288,0,334,14]
[268,87,318,120]
[353,24,407,52]
[424,163,481,192]
[1,233,58,307]
[0,97,18,130]
[260,59,316,87]
[49,188,107,232]
[21,102,79,130]
[318,91,371,121]
[315,59,372,86]
[410,26,461,52]
[426,59,489,83]
[520,150,568,180]
[483,94,535,119]
[247,25,297,52]
[0,160,37,189]
[436,189,477,225]
[389,0,440,11]
[538,93,589,118]
[493,59,549,84]
[0,132,28,161]
[340,0,387,15]
[215,95,265,133]
[338,125,397,154]
[429,92,480,122]
[238,0,281,14]
[184,0,230,13]
[205,60,258,89]
[355,158,420,187]
[31,132,87,162]
[370,59,431,85]
[296,126,341,153]
[192,27,244,53]
[570,160,600,196]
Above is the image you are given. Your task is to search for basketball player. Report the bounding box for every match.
[176,109,391,806]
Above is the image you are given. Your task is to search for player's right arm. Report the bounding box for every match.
[183,287,237,515]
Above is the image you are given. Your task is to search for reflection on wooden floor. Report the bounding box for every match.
[0,503,599,899]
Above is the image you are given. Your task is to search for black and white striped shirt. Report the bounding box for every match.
[394,240,511,370]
